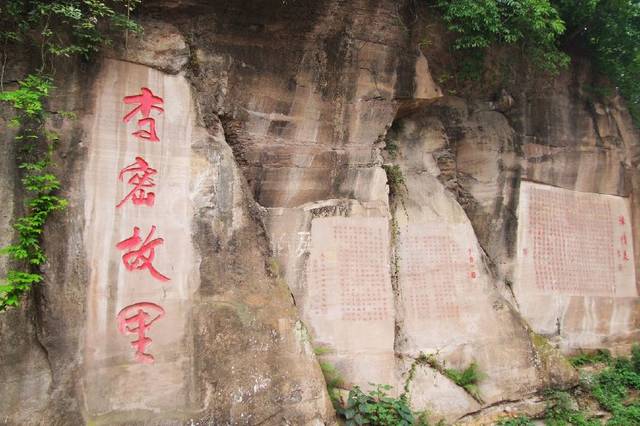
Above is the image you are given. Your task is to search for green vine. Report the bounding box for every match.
[0,75,66,310]
[0,1,142,311]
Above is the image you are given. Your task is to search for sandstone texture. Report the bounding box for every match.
[1,0,639,424]
[1,55,332,425]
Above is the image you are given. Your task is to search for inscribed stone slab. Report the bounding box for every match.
[398,222,485,348]
[515,181,638,349]
[516,181,636,298]
[82,59,196,414]
[305,216,395,386]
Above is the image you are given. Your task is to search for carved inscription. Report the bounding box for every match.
[529,185,614,295]
[84,60,195,412]
[400,227,473,321]
[116,156,157,208]
[518,181,635,297]
[116,303,165,364]
[116,225,170,282]
[304,217,395,388]
[334,224,389,321]
[123,87,164,142]
[114,86,170,362]
[308,254,328,316]
[307,218,392,322]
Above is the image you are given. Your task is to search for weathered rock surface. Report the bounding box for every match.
[1,57,333,424]
[0,102,53,424]
[386,68,640,357]
[1,0,639,424]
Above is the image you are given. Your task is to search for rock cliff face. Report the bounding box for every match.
[1,0,639,424]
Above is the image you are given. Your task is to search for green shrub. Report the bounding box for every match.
[434,0,569,74]
[589,354,640,425]
[385,140,399,159]
[434,0,640,125]
[569,349,612,367]
[553,0,640,124]
[543,389,600,425]
[337,384,416,426]
[630,343,640,373]
[0,0,142,64]
[540,346,640,425]
[0,75,67,310]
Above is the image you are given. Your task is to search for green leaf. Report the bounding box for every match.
[353,413,366,425]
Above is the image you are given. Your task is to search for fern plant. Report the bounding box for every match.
[443,362,485,403]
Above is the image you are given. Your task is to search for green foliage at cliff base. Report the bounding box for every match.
[338,384,420,426]
[497,344,640,426]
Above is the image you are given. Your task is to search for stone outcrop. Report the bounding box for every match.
[1,0,639,424]
[388,72,640,355]
[1,56,333,425]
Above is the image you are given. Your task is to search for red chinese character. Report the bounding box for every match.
[116,156,157,208]
[619,215,626,225]
[621,234,628,246]
[116,226,170,282]
[116,157,157,207]
[117,302,165,364]
[132,117,161,142]
[623,250,630,261]
[469,271,477,279]
[123,88,164,142]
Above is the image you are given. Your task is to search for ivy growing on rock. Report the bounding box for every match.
[0,75,66,310]
[0,1,141,311]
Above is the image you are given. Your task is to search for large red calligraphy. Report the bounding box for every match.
[117,302,165,364]
[116,226,170,282]
[123,87,164,142]
[115,87,170,367]
[116,156,157,208]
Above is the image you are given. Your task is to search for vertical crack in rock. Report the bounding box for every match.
[183,71,334,423]
[382,97,581,420]
[380,119,410,362]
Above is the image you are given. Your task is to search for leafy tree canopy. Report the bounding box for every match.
[1,0,141,70]
[434,0,640,122]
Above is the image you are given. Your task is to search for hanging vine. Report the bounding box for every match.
[0,0,142,311]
